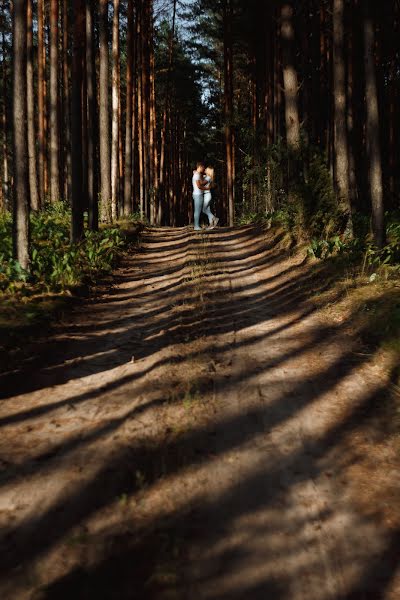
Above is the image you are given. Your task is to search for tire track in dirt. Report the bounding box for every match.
[0,226,398,600]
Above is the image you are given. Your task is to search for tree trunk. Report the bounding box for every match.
[223,0,235,226]
[49,0,60,201]
[149,2,158,224]
[137,1,144,217]
[44,15,49,197]
[37,0,45,202]
[62,0,72,202]
[71,0,85,242]
[124,0,133,216]
[346,2,357,207]
[142,5,150,220]
[12,0,30,270]
[280,2,300,150]
[27,0,40,211]
[86,0,98,230]
[1,30,9,210]
[364,2,384,248]
[99,0,112,222]
[159,0,176,225]
[111,0,120,221]
[333,0,352,232]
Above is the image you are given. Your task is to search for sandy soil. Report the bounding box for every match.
[0,226,399,600]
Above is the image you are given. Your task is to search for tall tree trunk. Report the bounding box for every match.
[86,0,98,230]
[99,0,111,222]
[137,1,144,217]
[141,2,150,219]
[49,0,60,201]
[111,0,120,221]
[44,15,49,197]
[364,2,384,248]
[37,0,45,202]
[71,0,85,242]
[149,2,158,224]
[62,0,72,202]
[223,0,235,226]
[280,2,300,149]
[124,0,133,216]
[1,30,9,210]
[27,0,40,211]
[346,2,357,207]
[12,0,29,270]
[333,0,352,232]
[159,0,176,225]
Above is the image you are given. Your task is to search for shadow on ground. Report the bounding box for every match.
[0,226,398,599]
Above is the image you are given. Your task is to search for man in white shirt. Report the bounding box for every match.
[192,161,211,231]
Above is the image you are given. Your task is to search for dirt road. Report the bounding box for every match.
[0,226,399,599]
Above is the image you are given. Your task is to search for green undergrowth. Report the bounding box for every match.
[0,204,144,359]
[302,241,400,400]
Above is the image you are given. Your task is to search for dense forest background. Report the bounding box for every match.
[1,0,399,276]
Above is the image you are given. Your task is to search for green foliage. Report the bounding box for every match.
[294,152,342,239]
[308,213,400,272]
[237,134,343,242]
[0,204,130,293]
[307,236,346,260]
[0,212,29,289]
[269,141,342,239]
[236,210,268,226]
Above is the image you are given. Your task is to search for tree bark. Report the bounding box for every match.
[37,0,45,202]
[86,0,98,230]
[49,0,60,201]
[223,0,235,226]
[124,0,133,216]
[149,1,158,224]
[137,1,144,217]
[280,2,300,149]
[111,0,120,221]
[1,30,9,210]
[333,0,352,231]
[12,0,30,270]
[27,0,40,211]
[99,0,112,222]
[364,2,384,248]
[62,0,72,202]
[71,0,85,242]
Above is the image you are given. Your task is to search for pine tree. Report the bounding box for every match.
[12,0,30,270]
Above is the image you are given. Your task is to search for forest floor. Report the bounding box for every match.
[0,225,399,600]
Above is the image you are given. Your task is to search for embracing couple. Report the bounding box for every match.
[192,161,219,231]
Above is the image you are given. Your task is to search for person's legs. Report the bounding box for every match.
[202,193,215,225]
[193,194,203,230]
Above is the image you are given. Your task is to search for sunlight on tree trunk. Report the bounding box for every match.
[364,2,385,248]
[37,0,45,203]
[12,0,30,270]
[49,0,60,202]
[99,0,112,223]
[71,0,85,242]
[27,0,40,211]
[280,2,300,150]
[111,0,120,222]
[333,0,353,235]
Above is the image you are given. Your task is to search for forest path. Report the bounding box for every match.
[0,226,398,599]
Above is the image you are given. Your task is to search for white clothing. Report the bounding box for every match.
[192,172,204,196]
[204,175,212,203]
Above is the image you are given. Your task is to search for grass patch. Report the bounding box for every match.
[305,251,400,397]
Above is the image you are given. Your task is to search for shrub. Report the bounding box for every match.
[0,204,133,293]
